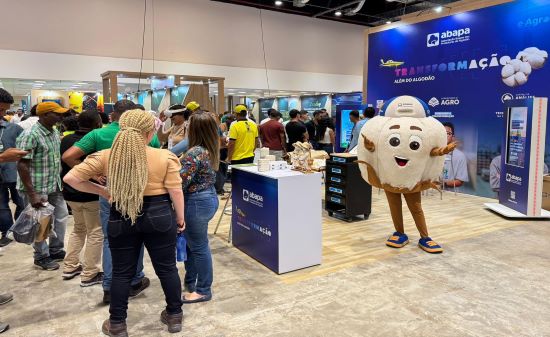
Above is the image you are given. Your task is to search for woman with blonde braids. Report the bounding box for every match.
[64,109,185,336]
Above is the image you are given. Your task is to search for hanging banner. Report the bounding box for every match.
[367,0,550,198]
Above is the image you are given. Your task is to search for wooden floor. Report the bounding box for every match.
[210,188,528,284]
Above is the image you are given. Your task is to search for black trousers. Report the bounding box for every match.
[231,156,254,165]
[108,194,182,322]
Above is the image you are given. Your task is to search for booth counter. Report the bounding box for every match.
[231,166,322,274]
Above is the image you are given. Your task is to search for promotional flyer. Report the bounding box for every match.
[367,0,550,198]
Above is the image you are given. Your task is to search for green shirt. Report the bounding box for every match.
[16,122,62,194]
[74,121,161,153]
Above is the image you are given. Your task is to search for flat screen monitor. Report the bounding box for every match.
[339,109,355,149]
[505,106,528,168]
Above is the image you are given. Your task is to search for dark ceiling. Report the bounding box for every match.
[211,0,459,27]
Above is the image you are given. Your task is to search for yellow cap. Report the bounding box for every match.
[185,101,200,111]
[234,104,248,114]
[36,102,69,115]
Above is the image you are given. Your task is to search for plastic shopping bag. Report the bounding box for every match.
[8,203,55,245]
[176,232,187,262]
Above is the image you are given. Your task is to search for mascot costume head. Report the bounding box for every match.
[357,95,456,253]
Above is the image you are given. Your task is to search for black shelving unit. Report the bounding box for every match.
[325,154,372,222]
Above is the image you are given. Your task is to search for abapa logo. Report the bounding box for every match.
[440,28,470,38]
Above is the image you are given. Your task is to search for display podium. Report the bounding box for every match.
[231,166,322,274]
[485,97,550,219]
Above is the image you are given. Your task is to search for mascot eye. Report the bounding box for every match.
[388,133,401,147]
[409,135,422,151]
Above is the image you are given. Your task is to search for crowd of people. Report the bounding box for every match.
[0,87,228,336]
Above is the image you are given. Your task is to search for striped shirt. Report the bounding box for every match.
[16,122,62,194]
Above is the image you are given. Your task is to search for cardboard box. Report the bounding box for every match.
[543,176,550,211]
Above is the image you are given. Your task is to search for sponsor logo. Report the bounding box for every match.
[506,173,522,185]
[518,16,550,28]
[428,97,440,107]
[510,190,516,200]
[397,102,414,108]
[242,189,264,207]
[427,28,470,47]
[441,98,460,105]
[501,93,514,103]
[427,33,440,47]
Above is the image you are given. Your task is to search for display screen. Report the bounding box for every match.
[505,106,528,168]
[339,109,354,149]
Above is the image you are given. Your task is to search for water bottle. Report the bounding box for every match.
[176,232,187,262]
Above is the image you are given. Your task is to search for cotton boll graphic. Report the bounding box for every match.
[517,47,548,69]
[501,58,533,87]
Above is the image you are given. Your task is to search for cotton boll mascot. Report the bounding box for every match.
[357,96,456,253]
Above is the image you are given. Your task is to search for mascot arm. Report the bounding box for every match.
[362,134,375,152]
[430,142,457,157]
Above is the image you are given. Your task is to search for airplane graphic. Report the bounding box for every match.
[380,59,404,67]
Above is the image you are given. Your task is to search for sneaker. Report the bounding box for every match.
[81,272,104,287]
[49,250,66,262]
[34,257,59,271]
[103,290,111,305]
[385,231,409,248]
[0,293,13,306]
[0,236,12,248]
[62,265,83,280]
[418,237,443,254]
[129,277,150,297]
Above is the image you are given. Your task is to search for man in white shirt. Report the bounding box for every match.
[17,105,39,131]
[260,108,282,125]
[442,122,469,188]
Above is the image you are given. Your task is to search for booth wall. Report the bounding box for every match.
[0,0,363,92]
[365,0,550,198]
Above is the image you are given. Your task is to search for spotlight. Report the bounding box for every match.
[434,6,443,13]
[275,0,283,6]
[335,11,342,16]
[386,20,392,24]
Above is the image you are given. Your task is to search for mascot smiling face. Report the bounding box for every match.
[357,95,449,191]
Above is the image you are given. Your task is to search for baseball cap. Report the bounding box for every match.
[234,104,248,114]
[185,101,200,111]
[36,102,69,115]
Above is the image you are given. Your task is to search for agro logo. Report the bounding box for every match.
[441,98,459,105]
[428,97,439,107]
[427,33,439,47]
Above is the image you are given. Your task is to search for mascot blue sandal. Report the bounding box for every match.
[357,95,456,253]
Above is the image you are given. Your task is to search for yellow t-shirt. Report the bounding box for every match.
[229,120,258,161]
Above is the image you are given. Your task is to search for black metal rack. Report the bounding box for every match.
[325,154,372,222]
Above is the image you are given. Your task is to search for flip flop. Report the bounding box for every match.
[182,293,212,304]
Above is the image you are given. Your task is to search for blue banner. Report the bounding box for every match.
[259,98,276,121]
[231,169,279,272]
[367,0,550,198]
[301,95,329,114]
[170,85,189,106]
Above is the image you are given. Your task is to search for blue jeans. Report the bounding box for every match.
[100,197,145,291]
[20,191,68,260]
[0,183,24,236]
[183,187,219,296]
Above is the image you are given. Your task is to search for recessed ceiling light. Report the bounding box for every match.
[238,91,247,94]
[335,11,342,16]
[434,6,442,13]
[275,0,283,6]
[34,80,46,83]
